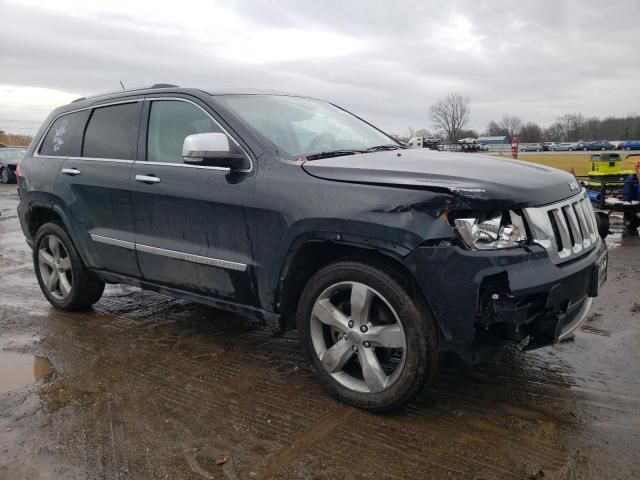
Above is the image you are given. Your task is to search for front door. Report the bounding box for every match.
[55,100,143,277]
[130,97,258,305]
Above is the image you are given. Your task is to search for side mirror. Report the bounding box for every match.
[182,132,247,169]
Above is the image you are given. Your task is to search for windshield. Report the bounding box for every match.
[215,95,398,158]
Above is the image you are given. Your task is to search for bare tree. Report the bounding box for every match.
[519,122,543,143]
[544,122,565,142]
[499,114,523,139]
[558,113,585,141]
[429,92,470,141]
[485,120,508,137]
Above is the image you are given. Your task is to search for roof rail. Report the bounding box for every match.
[71,83,180,103]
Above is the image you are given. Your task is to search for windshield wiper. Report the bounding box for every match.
[305,149,365,161]
[364,144,406,152]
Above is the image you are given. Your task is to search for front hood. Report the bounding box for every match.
[302,149,579,208]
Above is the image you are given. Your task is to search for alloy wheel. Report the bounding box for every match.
[0,168,8,184]
[38,235,73,300]
[309,281,407,393]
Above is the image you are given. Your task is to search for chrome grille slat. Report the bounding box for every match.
[572,202,591,249]
[551,209,572,259]
[577,200,594,237]
[523,190,599,265]
[564,205,583,253]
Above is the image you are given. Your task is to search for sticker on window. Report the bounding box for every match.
[52,119,68,152]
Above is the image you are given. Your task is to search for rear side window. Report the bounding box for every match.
[39,110,90,157]
[83,102,141,160]
[147,100,222,164]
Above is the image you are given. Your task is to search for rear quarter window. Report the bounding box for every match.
[39,110,90,157]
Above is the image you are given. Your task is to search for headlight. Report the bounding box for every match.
[453,211,527,250]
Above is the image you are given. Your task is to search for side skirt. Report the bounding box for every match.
[92,270,283,329]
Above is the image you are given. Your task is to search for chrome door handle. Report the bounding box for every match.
[61,168,81,176]
[135,174,161,184]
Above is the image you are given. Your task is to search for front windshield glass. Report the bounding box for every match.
[215,95,397,158]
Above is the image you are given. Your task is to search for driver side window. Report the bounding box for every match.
[147,100,223,164]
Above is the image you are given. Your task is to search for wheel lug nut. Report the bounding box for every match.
[360,325,368,333]
[348,320,354,328]
[352,346,358,352]
[363,342,371,348]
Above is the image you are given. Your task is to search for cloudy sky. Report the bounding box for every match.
[1,0,639,136]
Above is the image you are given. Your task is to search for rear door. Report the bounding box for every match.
[55,100,143,277]
[129,96,258,304]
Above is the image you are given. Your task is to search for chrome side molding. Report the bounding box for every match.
[135,243,247,271]
[90,234,135,250]
[89,234,247,271]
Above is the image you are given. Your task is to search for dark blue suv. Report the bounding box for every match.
[16,85,608,411]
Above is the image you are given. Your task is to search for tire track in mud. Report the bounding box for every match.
[250,406,354,479]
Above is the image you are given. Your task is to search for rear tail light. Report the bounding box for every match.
[15,163,22,183]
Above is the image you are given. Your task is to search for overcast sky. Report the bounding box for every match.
[1,0,639,136]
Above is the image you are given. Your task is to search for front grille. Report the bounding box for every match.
[523,190,599,264]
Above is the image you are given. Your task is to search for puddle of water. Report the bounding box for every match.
[0,352,53,394]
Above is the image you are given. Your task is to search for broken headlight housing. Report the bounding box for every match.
[453,211,528,250]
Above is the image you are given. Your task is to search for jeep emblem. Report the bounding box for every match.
[568,181,579,191]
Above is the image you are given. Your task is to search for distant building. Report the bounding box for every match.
[477,136,509,145]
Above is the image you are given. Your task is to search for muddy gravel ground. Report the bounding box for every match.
[0,183,638,480]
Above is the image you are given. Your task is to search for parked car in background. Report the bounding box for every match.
[0,147,27,183]
[552,142,578,151]
[543,142,555,151]
[587,141,613,151]
[406,136,442,150]
[520,143,543,152]
[621,140,640,150]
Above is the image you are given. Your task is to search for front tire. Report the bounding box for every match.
[296,261,438,412]
[33,222,105,310]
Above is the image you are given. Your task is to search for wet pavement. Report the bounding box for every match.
[0,183,638,479]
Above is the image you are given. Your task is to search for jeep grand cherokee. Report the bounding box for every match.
[16,85,608,411]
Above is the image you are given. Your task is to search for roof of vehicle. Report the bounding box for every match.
[55,85,314,117]
[71,84,305,104]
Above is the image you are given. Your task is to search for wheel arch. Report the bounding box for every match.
[276,236,434,332]
[26,202,92,264]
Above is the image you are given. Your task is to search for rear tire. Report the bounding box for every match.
[0,167,9,184]
[33,222,105,310]
[296,261,438,412]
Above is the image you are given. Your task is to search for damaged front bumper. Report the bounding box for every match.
[404,237,607,362]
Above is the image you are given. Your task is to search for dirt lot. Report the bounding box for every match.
[0,183,639,480]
